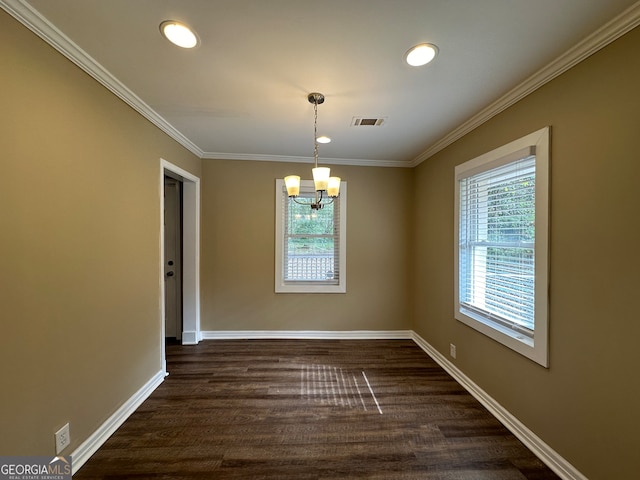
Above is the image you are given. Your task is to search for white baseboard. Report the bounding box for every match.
[201,330,413,340]
[182,330,199,344]
[71,370,165,474]
[410,332,587,480]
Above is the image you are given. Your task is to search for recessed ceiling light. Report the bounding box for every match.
[316,136,331,144]
[160,20,199,49]
[405,43,438,67]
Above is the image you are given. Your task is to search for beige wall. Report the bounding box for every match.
[0,10,200,455]
[413,26,640,479]
[200,160,413,331]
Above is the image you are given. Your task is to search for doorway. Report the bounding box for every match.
[160,159,200,375]
[164,175,183,341]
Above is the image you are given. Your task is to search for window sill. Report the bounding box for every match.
[455,308,547,367]
[276,282,346,294]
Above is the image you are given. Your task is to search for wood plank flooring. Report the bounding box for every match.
[74,340,559,479]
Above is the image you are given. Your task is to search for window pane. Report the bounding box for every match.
[286,238,336,280]
[284,191,339,283]
[487,172,535,244]
[485,246,535,329]
[459,156,536,333]
[287,195,334,236]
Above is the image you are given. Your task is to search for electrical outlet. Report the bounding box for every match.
[55,423,70,454]
[450,343,457,359]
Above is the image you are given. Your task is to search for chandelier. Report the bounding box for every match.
[284,93,340,210]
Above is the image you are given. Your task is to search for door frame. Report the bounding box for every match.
[160,159,201,374]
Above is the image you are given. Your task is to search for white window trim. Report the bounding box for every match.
[275,179,347,293]
[454,127,550,367]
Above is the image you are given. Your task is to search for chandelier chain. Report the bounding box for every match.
[313,99,319,169]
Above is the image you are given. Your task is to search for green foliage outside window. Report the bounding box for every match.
[487,175,535,243]
[286,196,335,255]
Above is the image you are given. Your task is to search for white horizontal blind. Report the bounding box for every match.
[459,155,536,335]
[282,187,340,284]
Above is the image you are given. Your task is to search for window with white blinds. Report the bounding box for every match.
[459,153,536,334]
[275,179,346,293]
[454,127,549,367]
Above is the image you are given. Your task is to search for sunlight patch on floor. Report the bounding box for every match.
[300,364,382,414]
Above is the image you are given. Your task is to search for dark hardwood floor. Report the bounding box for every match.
[74,339,559,479]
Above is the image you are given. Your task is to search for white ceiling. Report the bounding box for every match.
[5,0,640,166]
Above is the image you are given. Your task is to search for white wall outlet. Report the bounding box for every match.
[450,343,457,359]
[55,423,71,454]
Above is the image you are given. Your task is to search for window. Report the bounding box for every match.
[275,179,346,293]
[454,127,549,367]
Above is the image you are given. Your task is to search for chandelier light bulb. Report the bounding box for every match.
[327,177,341,197]
[312,167,331,192]
[284,175,301,197]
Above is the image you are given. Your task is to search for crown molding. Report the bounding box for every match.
[0,0,205,158]
[410,1,640,167]
[201,151,410,168]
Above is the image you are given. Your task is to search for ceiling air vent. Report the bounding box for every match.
[351,117,386,127]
